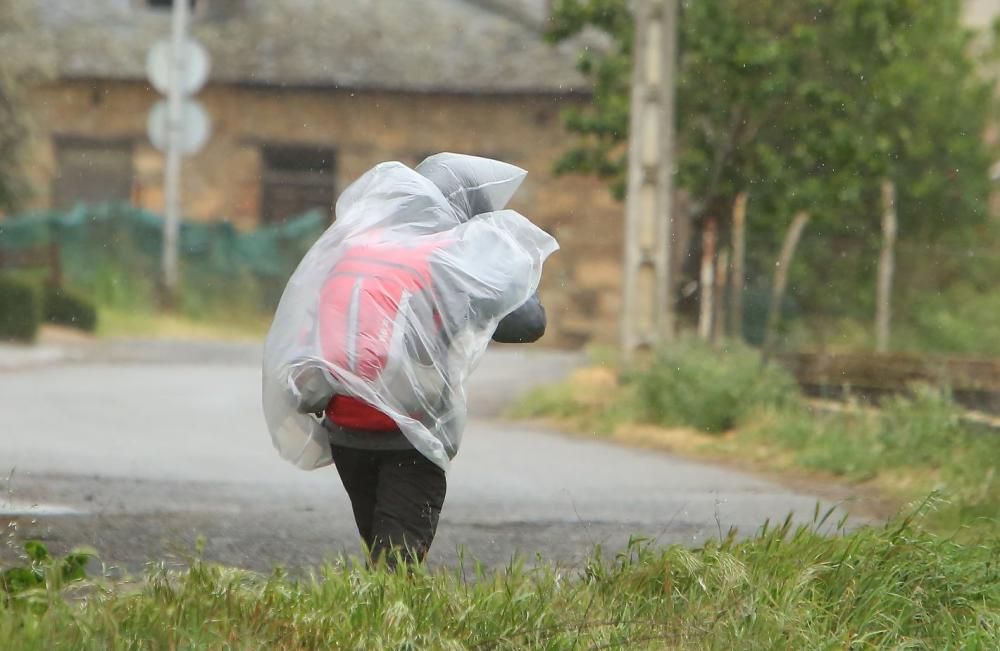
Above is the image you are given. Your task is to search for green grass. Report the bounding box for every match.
[2,510,997,650]
[69,261,276,341]
[509,368,638,437]
[735,390,999,539]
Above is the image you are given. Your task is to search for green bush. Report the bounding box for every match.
[0,275,42,342]
[1,541,95,613]
[43,285,97,332]
[629,339,798,433]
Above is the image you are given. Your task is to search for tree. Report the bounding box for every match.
[0,0,52,212]
[548,0,998,323]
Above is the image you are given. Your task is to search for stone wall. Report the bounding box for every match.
[23,80,624,347]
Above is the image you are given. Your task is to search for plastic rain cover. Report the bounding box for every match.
[262,154,559,471]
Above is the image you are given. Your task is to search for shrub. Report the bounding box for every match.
[1,541,95,613]
[0,275,42,342]
[629,339,798,433]
[43,285,98,332]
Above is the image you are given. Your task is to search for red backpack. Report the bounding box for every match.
[317,238,447,431]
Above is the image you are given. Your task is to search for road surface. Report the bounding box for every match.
[1,340,859,572]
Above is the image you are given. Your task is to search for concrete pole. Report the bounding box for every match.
[621,0,678,360]
[162,0,188,304]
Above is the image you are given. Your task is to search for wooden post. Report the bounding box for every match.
[728,192,748,339]
[713,248,729,344]
[876,179,897,353]
[672,189,693,300]
[762,212,810,365]
[621,0,679,360]
[698,217,717,341]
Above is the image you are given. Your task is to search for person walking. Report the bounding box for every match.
[263,153,558,567]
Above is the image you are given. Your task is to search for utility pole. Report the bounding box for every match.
[162,0,189,304]
[621,0,678,360]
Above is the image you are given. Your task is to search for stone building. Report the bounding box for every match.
[20,0,623,347]
[17,0,997,348]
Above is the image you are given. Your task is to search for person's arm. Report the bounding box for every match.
[429,221,546,343]
[492,293,546,343]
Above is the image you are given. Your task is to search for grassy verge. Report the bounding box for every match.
[2,512,997,649]
[96,309,269,342]
[511,340,999,541]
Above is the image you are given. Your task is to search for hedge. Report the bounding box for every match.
[0,275,42,342]
[43,285,98,332]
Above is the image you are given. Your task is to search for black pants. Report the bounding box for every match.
[330,444,447,567]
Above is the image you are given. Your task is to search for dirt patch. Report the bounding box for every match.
[38,325,96,345]
[566,366,618,404]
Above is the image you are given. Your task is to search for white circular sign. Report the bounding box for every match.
[147,99,212,155]
[146,39,211,96]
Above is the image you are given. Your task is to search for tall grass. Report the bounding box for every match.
[2,511,996,649]
[741,389,999,538]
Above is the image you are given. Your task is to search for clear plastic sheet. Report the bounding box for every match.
[262,154,559,471]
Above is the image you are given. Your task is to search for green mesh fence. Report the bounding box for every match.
[0,203,327,314]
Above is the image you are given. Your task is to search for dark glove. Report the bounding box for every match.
[492,293,546,343]
[288,361,337,414]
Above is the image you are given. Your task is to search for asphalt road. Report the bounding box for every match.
[0,340,858,573]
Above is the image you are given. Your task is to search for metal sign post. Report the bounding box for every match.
[161,0,188,301]
[147,1,211,304]
[621,0,678,360]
